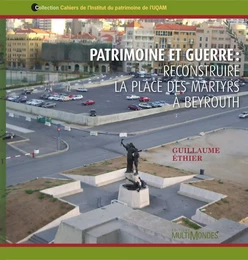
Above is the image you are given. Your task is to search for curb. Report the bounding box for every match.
[144,127,248,152]
[35,139,70,159]
[8,138,30,145]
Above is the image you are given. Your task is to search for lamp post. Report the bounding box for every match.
[57,124,61,151]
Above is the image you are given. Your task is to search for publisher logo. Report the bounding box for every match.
[31,3,39,11]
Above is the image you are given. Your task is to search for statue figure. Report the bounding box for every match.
[121,139,141,174]
[123,177,147,192]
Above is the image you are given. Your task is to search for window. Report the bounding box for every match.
[200,37,202,41]
[211,44,217,48]
[218,44,224,48]
[199,43,202,48]
[205,43,208,48]
[205,37,208,41]
[183,44,186,48]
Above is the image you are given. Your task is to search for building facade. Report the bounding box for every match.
[153,24,196,73]
[196,23,246,76]
[122,21,155,72]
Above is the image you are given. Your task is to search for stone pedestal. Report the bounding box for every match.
[117,184,150,209]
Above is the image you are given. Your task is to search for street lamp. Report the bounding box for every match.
[57,124,61,151]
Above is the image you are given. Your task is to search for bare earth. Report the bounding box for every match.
[4,178,74,243]
[190,179,248,222]
[141,128,248,187]
[62,156,193,178]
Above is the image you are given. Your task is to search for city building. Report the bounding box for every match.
[33,19,66,35]
[6,28,51,70]
[41,42,112,73]
[153,24,196,73]
[195,22,246,76]
[122,21,155,72]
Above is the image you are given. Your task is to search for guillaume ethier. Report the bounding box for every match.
[172,147,220,162]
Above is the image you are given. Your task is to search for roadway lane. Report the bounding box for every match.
[91,95,248,133]
[6,108,248,186]
[7,77,248,116]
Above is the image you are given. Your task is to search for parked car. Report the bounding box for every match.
[48,95,60,101]
[239,112,248,118]
[71,94,83,101]
[15,95,28,103]
[59,96,71,102]
[26,99,44,106]
[82,100,95,106]
[7,95,19,101]
[139,96,150,102]
[148,102,160,108]
[126,95,140,100]
[41,102,57,108]
[89,109,96,116]
[128,104,142,111]
[139,102,152,109]
[40,93,51,99]
[77,88,88,92]
[2,132,15,140]
[22,88,34,95]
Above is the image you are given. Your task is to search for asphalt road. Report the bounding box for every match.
[7,76,248,116]
[6,108,248,186]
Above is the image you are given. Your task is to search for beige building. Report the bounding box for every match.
[195,22,246,76]
[6,28,51,69]
[153,24,196,73]
[122,21,155,72]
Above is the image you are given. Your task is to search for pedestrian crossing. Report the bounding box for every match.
[6,123,34,133]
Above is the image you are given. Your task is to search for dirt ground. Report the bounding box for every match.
[141,129,248,187]
[62,156,193,178]
[3,178,74,243]
[190,179,248,222]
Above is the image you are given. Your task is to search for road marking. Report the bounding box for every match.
[133,105,248,135]
[6,124,34,133]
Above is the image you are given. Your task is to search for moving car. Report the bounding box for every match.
[82,100,95,106]
[128,104,142,111]
[126,95,140,100]
[239,112,248,118]
[26,99,44,106]
[41,102,56,108]
[139,96,150,102]
[2,132,15,140]
[139,102,152,109]
[48,95,60,101]
[77,88,88,92]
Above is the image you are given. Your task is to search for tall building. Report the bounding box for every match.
[196,23,246,76]
[153,24,196,73]
[6,28,50,69]
[71,19,82,35]
[122,21,155,72]
[33,19,65,35]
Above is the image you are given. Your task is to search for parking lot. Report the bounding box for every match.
[7,76,248,116]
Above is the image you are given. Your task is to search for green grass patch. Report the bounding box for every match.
[182,218,201,230]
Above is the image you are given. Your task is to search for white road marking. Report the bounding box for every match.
[6,124,34,133]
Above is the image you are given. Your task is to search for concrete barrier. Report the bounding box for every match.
[61,169,126,187]
[178,182,227,203]
[41,181,82,198]
[6,91,248,127]
[61,169,195,188]
[178,182,227,225]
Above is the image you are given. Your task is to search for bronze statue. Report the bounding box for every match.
[121,139,141,174]
[123,177,147,192]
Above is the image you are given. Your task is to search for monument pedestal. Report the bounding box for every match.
[117,184,150,209]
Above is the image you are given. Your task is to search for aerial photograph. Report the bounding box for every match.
[3,18,248,244]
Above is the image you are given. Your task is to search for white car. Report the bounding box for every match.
[239,112,248,118]
[48,95,60,101]
[72,95,83,100]
[76,88,88,92]
[138,102,152,109]
[7,96,19,101]
[126,95,140,100]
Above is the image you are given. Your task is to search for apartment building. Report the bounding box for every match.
[153,24,196,73]
[33,19,66,35]
[122,21,154,72]
[195,23,246,76]
[6,29,49,69]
